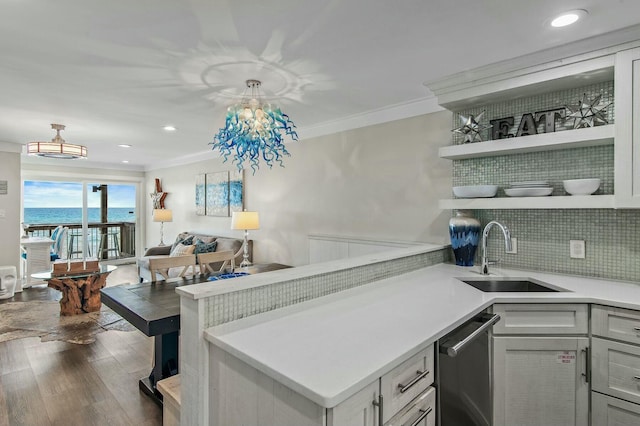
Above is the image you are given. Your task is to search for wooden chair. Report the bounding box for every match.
[197,250,235,275]
[149,254,197,281]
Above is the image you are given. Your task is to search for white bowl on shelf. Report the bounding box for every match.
[452,185,498,198]
[562,178,600,195]
[504,187,553,197]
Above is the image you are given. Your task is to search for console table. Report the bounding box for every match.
[100,263,291,405]
[33,264,117,316]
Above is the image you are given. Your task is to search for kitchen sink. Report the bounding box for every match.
[459,278,565,292]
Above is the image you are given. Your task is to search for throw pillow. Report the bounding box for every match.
[180,235,195,246]
[194,239,217,255]
[170,234,194,252]
[170,244,195,257]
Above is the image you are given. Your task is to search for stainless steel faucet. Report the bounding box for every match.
[481,221,512,275]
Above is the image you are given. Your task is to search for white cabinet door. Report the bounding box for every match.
[327,380,379,426]
[492,336,589,426]
[592,392,640,426]
[615,47,640,207]
[592,337,640,405]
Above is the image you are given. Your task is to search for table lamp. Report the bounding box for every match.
[231,211,259,268]
[153,209,173,246]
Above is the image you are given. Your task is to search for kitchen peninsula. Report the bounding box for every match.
[176,245,640,425]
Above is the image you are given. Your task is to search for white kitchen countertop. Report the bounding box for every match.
[204,263,640,408]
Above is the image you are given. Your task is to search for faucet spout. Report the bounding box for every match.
[481,221,512,275]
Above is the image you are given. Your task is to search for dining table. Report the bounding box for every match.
[100,262,290,405]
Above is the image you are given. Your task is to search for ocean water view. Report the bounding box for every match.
[24,207,136,225]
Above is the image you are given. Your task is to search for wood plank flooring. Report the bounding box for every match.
[0,264,162,426]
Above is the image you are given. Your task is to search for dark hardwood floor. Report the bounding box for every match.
[0,264,162,426]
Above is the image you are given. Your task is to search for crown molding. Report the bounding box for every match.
[299,96,444,140]
[426,24,640,103]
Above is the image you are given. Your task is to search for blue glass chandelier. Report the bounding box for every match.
[211,79,298,173]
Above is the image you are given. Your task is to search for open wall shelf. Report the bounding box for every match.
[439,195,615,210]
[439,125,614,160]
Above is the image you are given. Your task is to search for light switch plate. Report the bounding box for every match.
[570,240,585,259]
[506,237,517,254]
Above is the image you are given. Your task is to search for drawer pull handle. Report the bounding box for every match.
[407,406,433,426]
[398,370,429,394]
[633,327,640,332]
[634,376,640,381]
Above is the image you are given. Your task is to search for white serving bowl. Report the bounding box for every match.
[453,185,498,198]
[562,178,601,196]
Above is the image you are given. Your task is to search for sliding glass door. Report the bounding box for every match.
[23,180,137,261]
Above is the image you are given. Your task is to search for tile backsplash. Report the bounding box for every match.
[453,145,614,197]
[474,209,640,282]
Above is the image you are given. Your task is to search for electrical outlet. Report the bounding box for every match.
[570,240,586,259]
[506,237,517,254]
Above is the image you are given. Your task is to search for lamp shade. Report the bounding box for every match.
[153,209,173,222]
[231,211,259,230]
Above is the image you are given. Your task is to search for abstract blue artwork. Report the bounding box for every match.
[195,174,206,216]
[197,171,244,217]
[229,170,243,214]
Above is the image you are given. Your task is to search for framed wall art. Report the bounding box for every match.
[195,170,244,217]
[195,174,206,216]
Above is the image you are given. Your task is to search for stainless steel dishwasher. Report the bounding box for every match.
[437,311,500,426]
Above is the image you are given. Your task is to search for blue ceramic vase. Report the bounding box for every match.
[449,210,481,266]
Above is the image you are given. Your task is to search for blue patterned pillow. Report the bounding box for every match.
[171,235,194,251]
[180,235,195,246]
[193,239,217,255]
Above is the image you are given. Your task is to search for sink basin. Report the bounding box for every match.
[459,278,564,292]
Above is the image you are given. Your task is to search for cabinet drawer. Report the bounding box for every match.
[592,337,640,405]
[380,344,434,424]
[592,391,640,426]
[593,305,640,345]
[492,304,588,335]
[384,386,436,426]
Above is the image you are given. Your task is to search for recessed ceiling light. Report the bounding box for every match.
[118,144,132,148]
[163,125,177,131]
[550,9,587,28]
[122,160,129,163]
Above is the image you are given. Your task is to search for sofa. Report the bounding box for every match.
[137,231,252,282]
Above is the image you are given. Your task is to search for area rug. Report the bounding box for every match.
[0,300,137,344]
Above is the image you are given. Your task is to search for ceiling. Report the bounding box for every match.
[3,0,640,171]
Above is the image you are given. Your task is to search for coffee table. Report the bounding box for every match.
[32,264,117,315]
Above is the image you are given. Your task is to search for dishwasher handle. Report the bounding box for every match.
[439,313,501,358]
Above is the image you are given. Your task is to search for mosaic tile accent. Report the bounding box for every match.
[469,209,640,282]
[452,145,614,196]
[451,81,614,145]
[203,248,451,328]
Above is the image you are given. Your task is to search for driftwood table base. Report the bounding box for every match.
[47,272,112,316]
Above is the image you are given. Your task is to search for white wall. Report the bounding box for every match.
[0,148,21,271]
[145,110,453,266]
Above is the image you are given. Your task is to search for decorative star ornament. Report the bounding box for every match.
[565,93,611,129]
[452,111,492,143]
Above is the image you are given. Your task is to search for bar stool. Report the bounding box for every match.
[99,231,120,259]
[67,230,91,259]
